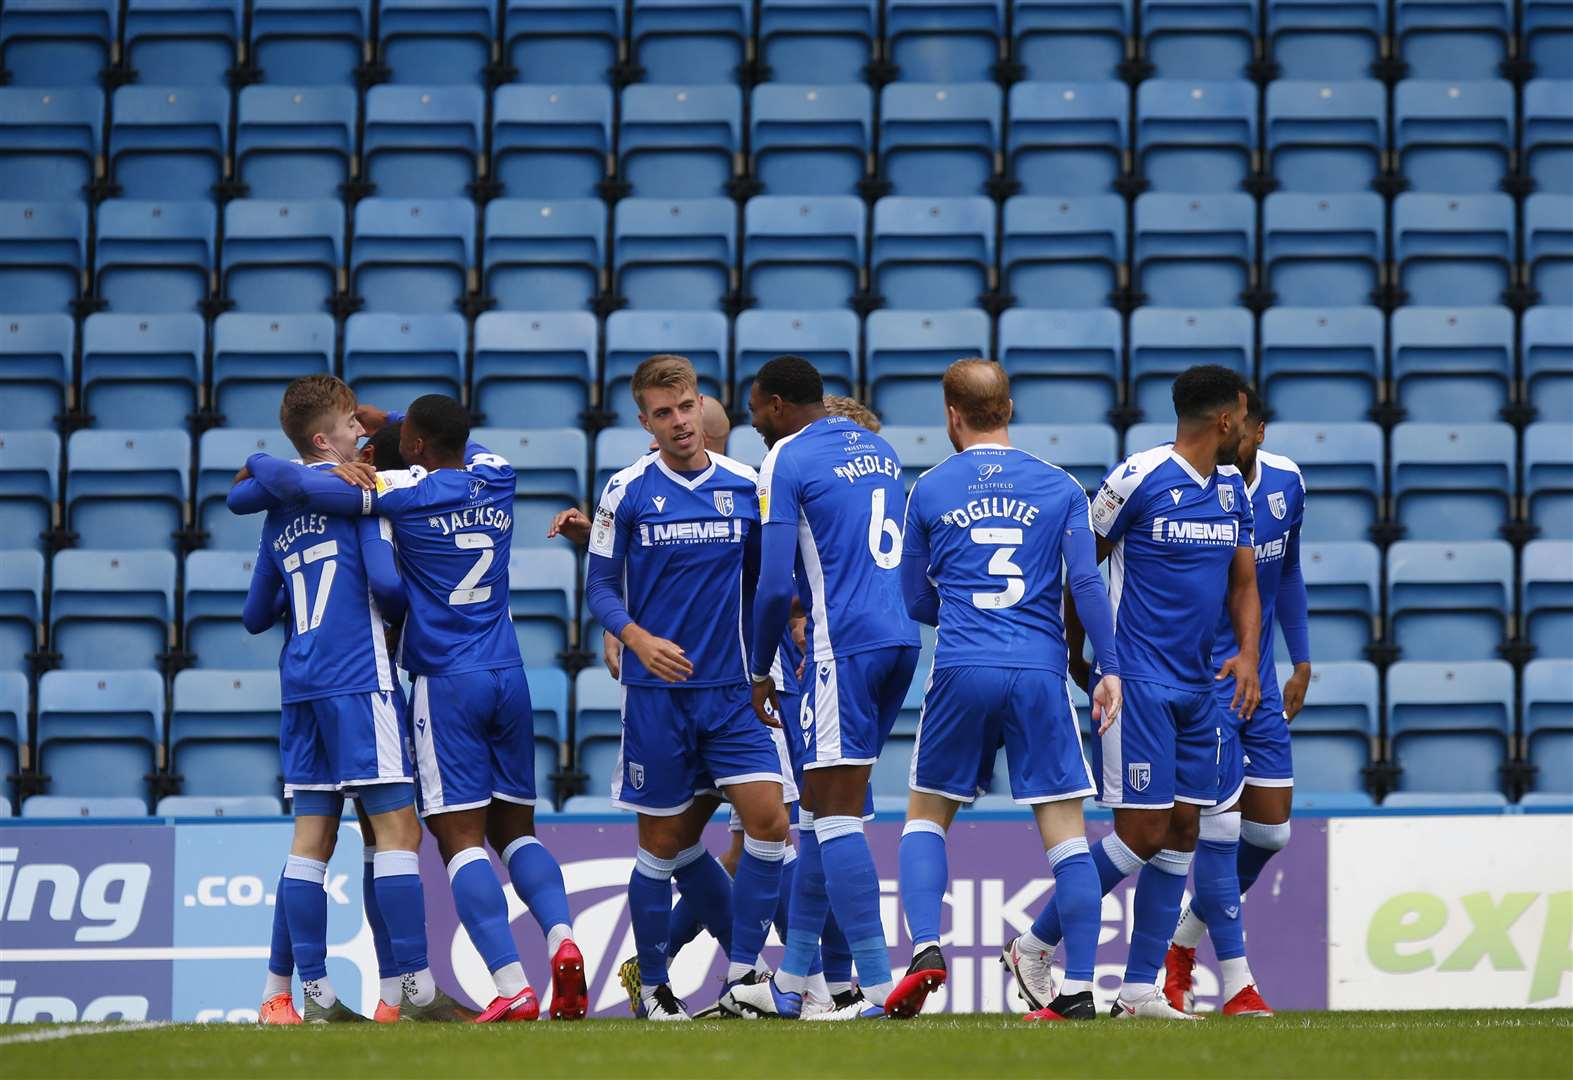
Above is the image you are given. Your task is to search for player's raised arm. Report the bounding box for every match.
[1276,477,1312,720]
[240,537,288,635]
[244,451,374,515]
[900,478,940,626]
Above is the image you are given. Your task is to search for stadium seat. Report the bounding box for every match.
[1128,308,1252,421]
[1393,193,1514,307]
[0,314,75,430]
[1296,541,1380,662]
[528,667,569,796]
[1001,196,1126,310]
[758,0,877,83]
[250,0,371,86]
[726,426,767,467]
[1133,193,1255,307]
[604,310,727,423]
[509,548,578,663]
[197,428,298,549]
[363,85,485,199]
[1135,80,1257,193]
[0,430,58,552]
[1285,661,1379,793]
[1382,791,1508,808]
[1263,193,1385,307]
[492,85,612,200]
[734,309,860,402]
[1524,659,1573,793]
[744,196,866,310]
[1523,81,1573,195]
[184,549,287,669]
[1260,307,1384,423]
[1265,80,1386,192]
[574,667,623,796]
[472,311,598,426]
[865,308,991,423]
[158,794,284,816]
[483,198,606,313]
[879,426,951,494]
[594,428,657,494]
[1526,422,1573,540]
[1013,0,1130,80]
[1386,540,1512,662]
[872,196,995,310]
[1293,791,1376,811]
[558,795,618,814]
[474,427,589,541]
[1527,195,1573,307]
[1525,310,1573,424]
[0,0,119,86]
[1263,423,1383,542]
[1394,0,1511,78]
[37,668,164,802]
[1141,0,1256,78]
[50,550,175,670]
[22,795,151,818]
[504,0,622,84]
[997,308,1122,424]
[1524,540,1573,659]
[93,199,216,315]
[630,0,751,84]
[343,312,466,405]
[1394,80,1514,193]
[1391,306,1513,423]
[80,313,204,430]
[1006,82,1129,198]
[1013,424,1120,493]
[879,83,1002,197]
[0,87,104,202]
[1391,422,1515,541]
[65,430,190,551]
[235,86,359,200]
[0,200,87,315]
[379,0,496,85]
[619,84,741,199]
[124,0,242,85]
[222,200,344,314]
[749,84,873,197]
[0,553,43,675]
[1387,660,1513,794]
[1123,421,1173,456]
[351,197,475,313]
[0,671,26,803]
[170,669,283,797]
[212,313,336,428]
[612,198,736,310]
[109,86,230,200]
[886,0,1004,82]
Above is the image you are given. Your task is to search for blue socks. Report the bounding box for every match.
[280,855,329,982]
[446,848,520,976]
[777,814,829,992]
[362,851,396,982]
[816,815,893,1005]
[630,848,678,987]
[373,849,430,975]
[773,848,796,944]
[1124,848,1193,990]
[898,819,948,949]
[728,836,787,976]
[673,843,734,955]
[820,908,853,988]
[502,835,573,954]
[268,869,293,981]
[1043,838,1101,984]
[1238,818,1292,895]
[1031,832,1147,948]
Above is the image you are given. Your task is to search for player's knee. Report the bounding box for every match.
[746,805,790,844]
[1166,807,1201,851]
[1199,810,1242,844]
[1241,818,1291,852]
[1114,811,1172,859]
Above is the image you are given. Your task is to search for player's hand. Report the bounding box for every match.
[626,628,692,683]
[548,508,591,545]
[602,630,621,680]
[1091,674,1123,735]
[795,654,806,681]
[752,678,783,728]
[355,404,389,435]
[1283,662,1311,723]
[330,461,378,489]
[1067,656,1092,693]
[230,465,251,488]
[789,613,807,654]
[1216,653,1262,718]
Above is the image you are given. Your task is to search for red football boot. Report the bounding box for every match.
[883,945,947,1019]
[475,986,540,1023]
[373,1000,400,1024]
[258,993,301,1025]
[1163,944,1197,1013]
[549,940,589,1020]
[1222,984,1275,1018]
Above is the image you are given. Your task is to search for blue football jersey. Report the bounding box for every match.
[756,416,920,661]
[588,451,761,688]
[1212,449,1307,680]
[1090,444,1254,690]
[903,444,1093,673]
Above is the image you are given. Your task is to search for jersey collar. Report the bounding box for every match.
[1166,449,1210,487]
[1242,460,1262,498]
[654,452,716,491]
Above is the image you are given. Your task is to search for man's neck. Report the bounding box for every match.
[660,447,709,474]
[783,403,829,438]
[423,456,464,472]
[1170,434,1219,480]
[1239,453,1259,487]
[956,427,1010,451]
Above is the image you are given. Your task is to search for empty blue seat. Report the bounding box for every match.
[80,313,204,430]
[744,196,865,309]
[1387,540,1512,661]
[1007,82,1129,197]
[1392,422,1515,541]
[196,427,297,550]
[1260,307,1384,422]
[997,308,1122,424]
[124,0,242,84]
[493,85,612,200]
[1136,80,1257,193]
[604,310,728,421]
[759,0,876,83]
[65,429,190,551]
[509,547,578,661]
[0,0,118,86]
[1133,193,1255,307]
[1002,196,1126,310]
[1264,422,1383,542]
[170,669,282,796]
[631,0,751,84]
[528,667,569,789]
[0,552,44,674]
[1395,80,1513,193]
[0,200,87,315]
[1285,660,1378,794]
[504,0,623,84]
[50,550,175,670]
[1142,0,1256,77]
[1388,660,1512,794]
[1124,420,1176,454]
[1526,422,1573,539]
[594,427,657,493]
[184,549,287,668]
[351,197,475,313]
[1263,193,1384,306]
[574,667,623,795]
[865,308,990,424]
[1525,309,1573,423]
[725,425,767,466]
[344,313,467,405]
[380,0,495,84]
[750,83,873,197]
[886,0,1004,82]
[23,795,151,817]
[0,87,103,201]
[1394,193,1514,307]
[1528,195,1573,307]
[1296,541,1380,662]
[0,314,74,432]
[1524,659,1573,793]
[879,83,1002,197]
[250,0,370,85]
[1390,306,1512,422]
[94,199,216,314]
[620,85,741,198]
[483,198,605,313]
[1266,80,1386,192]
[0,430,58,552]
[1128,308,1252,421]
[212,313,335,428]
[474,428,589,540]
[1524,80,1573,195]
[612,198,736,310]
[474,311,597,425]
[1013,424,1119,492]
[879,426,950,493]
[221,200,343,315]
[158,794,284,816]
[1013,0,1130,80]
[1382,791,1508,808]
[37,669,163,803]
[363,85,485,198]
[872,196,995,310]
[734,309,860,401]
[1395,0,1511,78]
[1524,540,1573,659]
[1266,0,1384,78]
[236,86,358,200]
[109,86,230,199]
[0,671,26,803]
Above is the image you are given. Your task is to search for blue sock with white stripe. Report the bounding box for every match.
[1192,814,1246,961]
[362,850,396,981]
[816,815,894,1006]
[776,813,828,993]
[672,843,733,956]
[1124,848,1193,994]
[727,835,787,979]
[1043,838,1100,986]
[502,836,574,957]
[263,870,293,999]
[281,855,330,984]
[630,849,677,988]
[898,819,948,950]
[1237,819,1291,895]
[446,848,521,979]
[1028,832,1146,948]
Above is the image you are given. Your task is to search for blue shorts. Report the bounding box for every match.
[800,646,920,770]
[410,667,537,815]
[1241,684,1294,786]
[911,666,1096,804]
[1091,679,1220,809]
[1206,709,1247,817]
[281,688,412,796]
[728,692,802,831]
[614,682,784,816]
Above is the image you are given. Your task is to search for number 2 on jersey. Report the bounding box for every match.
[283,540,338,634]
[970,527,1025,609]
[449,531,494,606]
[867,488,902,569]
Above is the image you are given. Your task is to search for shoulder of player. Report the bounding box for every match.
[374,466,425,493]
[599,452,659,512]
[757,424,809,484]
[1101,444,1172,499]
[707,451,758,485]
[1255,449,1306,491]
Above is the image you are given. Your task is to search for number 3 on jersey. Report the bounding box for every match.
[449,532,494,606]
[867,488,902,569]
[970,527,1025,609]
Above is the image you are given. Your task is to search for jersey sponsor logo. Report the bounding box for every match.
[1090,484,1124,529]
[713,490,734,516]
[652,496,666,512]
[637,519,742,545]
[977,462,1004,483]
[1128,762,1152,792]
[1170,488,1183,505]
[468,478,485,501]
[628,762,645,790]
[1150,517,1240,545]
[1219,485,1235,512]
[1268,491,1287,519]
[831,454,901,485]
[1255,536,1287,562]
[844,429,862,444]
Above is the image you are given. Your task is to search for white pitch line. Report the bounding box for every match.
[0,1022,173,1047]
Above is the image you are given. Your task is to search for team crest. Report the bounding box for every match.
[1218,485,1235,512]
[1268,491,1287,520]
[713,490,734,516]
[1128,762,1151,792]
[628,762,645,790]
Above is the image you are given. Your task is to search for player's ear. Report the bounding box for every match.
[1006,398,1015,424]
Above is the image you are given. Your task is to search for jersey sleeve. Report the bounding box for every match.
[370,467,427,516]
[900,475,930,562]
[587,475,633,559]
[1235,475,1256,547]
[756,443,801,527]
[1088,459,1145,542]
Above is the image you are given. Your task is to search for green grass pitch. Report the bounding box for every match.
[3,1013,1571,1079]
